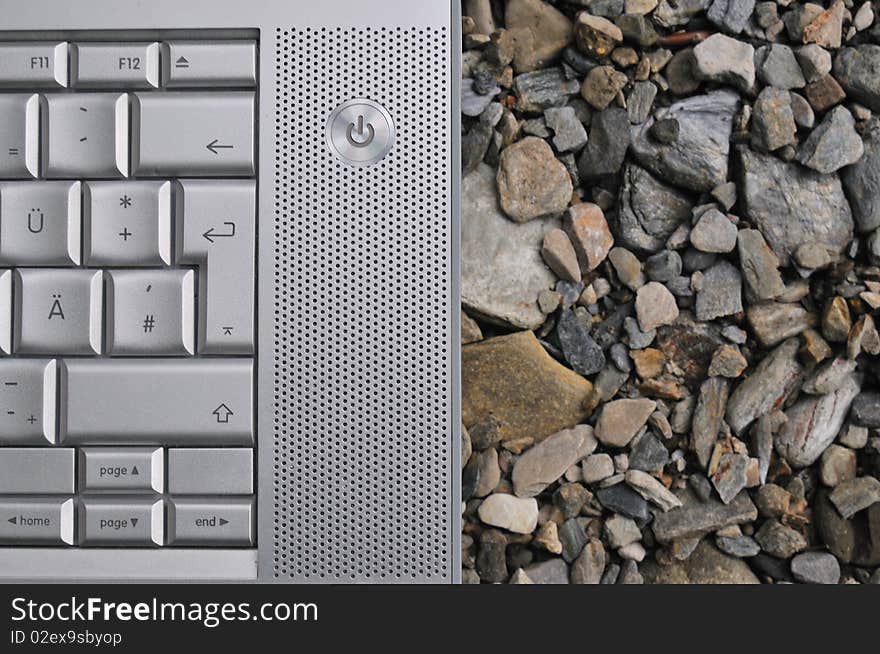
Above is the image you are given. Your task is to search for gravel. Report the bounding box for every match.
[461,0,880,585]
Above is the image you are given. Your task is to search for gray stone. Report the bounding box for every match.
[614,14,658,47]
[692,34,755,94]
[842,119,880,233]
[571,538,607,584]
[625,470,683,511]
[595,398,657,448]
[582,453,615,483]
[695,261,743,322]
[616,164,693,253]
[738,147,854,266]
[558,518,590,563]
[802,357,857,396]
[608,247,646,290]
[556,308,606,376]
[523,558,570,584]
[726,338,804,435]
[849,392,880,427]
[707,0,756,34]
[737,229,785,301]
[478,494,539,534]
[462,164,559,330]
[477,529,508,582]
[474,448,501,497]
[690,208,738,254]
[833,45,880,112]
[820,444,856,487]
[616,559,644,584]
[751,87,798,152]
[497,137,573,223]
[645,250,682,283]
[790,551,841,584]
[711,453,750,504]
[652,488,758,543]
[716,533,761,557]
[629,433,669,471]
[605,514,642,548]
[545,106,588,153]
[654,0,712,28]
[596,483,650,520]
[624,316,656,349]
[666,48,700,96]
[513,425,597,498]
[797,106,865,174]
[462,121,494,175]
[829,477,880,519]
[796,44,832,83]
[514,68,581,113]
[627,81,657,125]
[789,92,815,130]
[692,377,730,469]
[756,44,806,90]
[755,519,808,558]
[631,90,739,193]
[578,107,631,179]
[462,78,501,117]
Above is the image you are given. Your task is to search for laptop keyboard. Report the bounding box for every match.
[0,37,257,548]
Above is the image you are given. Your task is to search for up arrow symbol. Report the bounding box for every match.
[131,466,139,476]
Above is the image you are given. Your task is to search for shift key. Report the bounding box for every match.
[60,359,253,445]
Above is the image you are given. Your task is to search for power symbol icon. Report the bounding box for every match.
[346,115,376,148]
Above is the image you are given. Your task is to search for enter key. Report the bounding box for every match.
[176,180,255,355]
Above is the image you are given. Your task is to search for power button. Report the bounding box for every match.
[326,99,395,167]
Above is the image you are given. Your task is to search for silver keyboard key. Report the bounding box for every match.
[14,269,103,355]
[0,94,39,178]
[79,447,164,493]
[0,497,75,545]
[61,359,254,446]
[167,498,254,546]
[0,449,74,494]
[131,92,255,176]
[83,181,172,266]
[80,498,163,547]
[71,42,160,89]
[167,449,253,495]
[0,181,81,266]
[43,93,128,178]
[177,180,255,354]
[106,269,195,356]
[162,41,256,88]
[0,42,68,88]
[0,359,56,445]
[0,270,11,355]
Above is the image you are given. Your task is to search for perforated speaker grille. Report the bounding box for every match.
[272,26,453,582]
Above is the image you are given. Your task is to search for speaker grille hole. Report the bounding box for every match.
[272,26,452,582]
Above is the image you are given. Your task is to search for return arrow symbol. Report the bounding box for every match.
[206,139,234,154]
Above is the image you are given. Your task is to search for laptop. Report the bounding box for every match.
[0,0,460,583]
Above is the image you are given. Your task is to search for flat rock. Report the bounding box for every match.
[815,489,880,565]
[692,377,730,469]
[581,65,628,110]
[642,540,760,584]
[652,488,758,543]
[571,538,607,584]
[708,0,756,34]
[790,551,841,584]
[851,392,880,427]
[605,514,642,548]
[655,0,713,28]
[829,477,880,519]
[738,147,854,267]
[512,425,596,497]
[506,0,573,74]
[595,398,657,447]
[462,164,559,329]
[462,78,501,118]
[737,229,785,301]
[695,261,743,322]
[545,106,588,153]
[746,302,817,348]
[477,529,508,582]
[755,519,808,558]
[797,106,865,174]
[775,376,860,468]
[751,87,798,152]
[542,228,581,282]
[595,483,650,520]
[463,331,594,443]
[655,313,726,388]
[820,445,856,488]
[616,163,693,253]
[478,494,539,534]
[497,137,573,223]
[514,68,581,113]
[692,33,755,94]
[523,557,570,584]
[625,470,682,511]
[631,90,739,193]
[635,282,679,332]
[756,44,805,90]
[841,118,880,233]
[726,338,803,435]
[578,107,631,179]
[564,203,614,273]
[833,45,880,112]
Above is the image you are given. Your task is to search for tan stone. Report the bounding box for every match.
[563,203,614,273]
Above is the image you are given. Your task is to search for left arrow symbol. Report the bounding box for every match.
[7,517,16,525]
[206,139,234,154]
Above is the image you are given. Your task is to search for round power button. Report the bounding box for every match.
[326,99,396,167]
